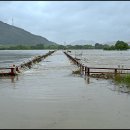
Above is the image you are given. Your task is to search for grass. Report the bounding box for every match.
[114,73,130,87]
[89,71,130,88]
[72,69,81,74]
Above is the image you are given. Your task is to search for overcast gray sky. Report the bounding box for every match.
[0,1,130,44]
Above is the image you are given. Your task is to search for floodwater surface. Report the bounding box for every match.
[0,50,130,129]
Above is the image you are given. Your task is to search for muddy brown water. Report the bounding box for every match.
[0,50,130,129]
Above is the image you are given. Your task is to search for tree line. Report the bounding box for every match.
[0,40,129,50]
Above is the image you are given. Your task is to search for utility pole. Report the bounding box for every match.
[12,17,14,26]
[64,41,66,50]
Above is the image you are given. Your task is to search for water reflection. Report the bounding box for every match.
[84,76,90,84]
[72,70,130,94]
[0,75,19,83]
[108,82,130,95]
[11,75,19,83]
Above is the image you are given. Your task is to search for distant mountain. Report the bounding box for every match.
[0,21,57,46]
[69,40,96,45]
[101,41,116,45]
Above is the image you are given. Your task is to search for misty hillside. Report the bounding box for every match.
[69,40,96,45]
[0,21,57,46]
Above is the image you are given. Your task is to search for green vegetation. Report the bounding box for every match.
[0,44,95,50]
[90,71,130,88]
[115,40,129,50]
[0,44,57,50]
[104,40,129,50]
[0,21,57,46]
[0,40,129,50]
[95,43,104,49]
[103,45,116,50]
[114,74,130,86]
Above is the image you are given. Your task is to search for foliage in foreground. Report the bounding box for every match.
[114,74,130,87]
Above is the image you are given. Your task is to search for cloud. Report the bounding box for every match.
[0,1,130,44]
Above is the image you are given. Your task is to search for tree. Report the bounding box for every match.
[57,45,65,49]
[115,40,129,50]
[35,44,44,49]
[95,43,104,49]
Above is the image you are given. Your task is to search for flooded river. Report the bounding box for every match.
[71,49,130,68]
[0,50,130,129]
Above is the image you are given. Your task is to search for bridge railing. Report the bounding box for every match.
[64,51,130,76]
[0,50,56,76]
[0,67,19,76]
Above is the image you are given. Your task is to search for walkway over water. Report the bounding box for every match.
[0,50,55,76]
[64,51,130,78]
[0,51,130,129]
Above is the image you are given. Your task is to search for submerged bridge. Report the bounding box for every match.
[1,50,130,79]
[63,51,130,78]
[0,50,55,76]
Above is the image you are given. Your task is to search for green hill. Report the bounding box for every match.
[0,21,57,46]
